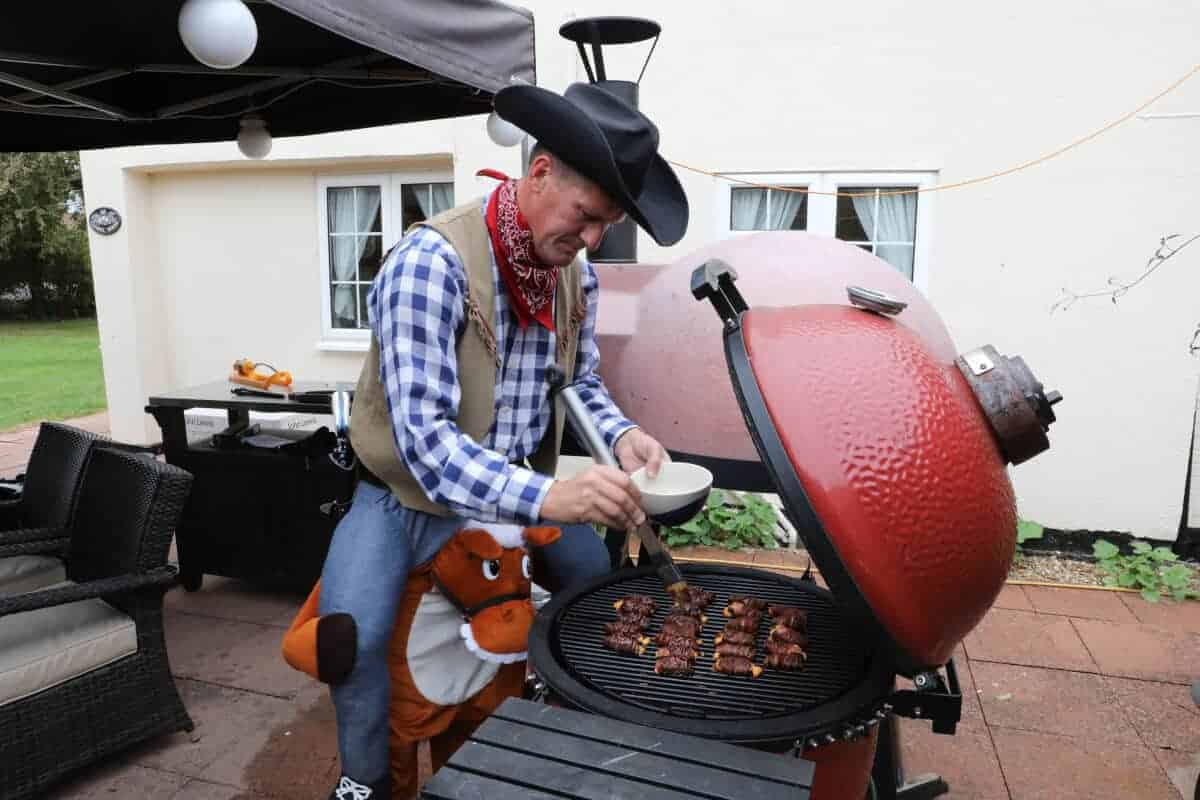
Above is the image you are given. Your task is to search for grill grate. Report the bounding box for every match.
[548,567,873,722]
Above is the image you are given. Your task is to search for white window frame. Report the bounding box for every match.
[716,170,937,293]
[316,169,453,351]
[716,172,820,236]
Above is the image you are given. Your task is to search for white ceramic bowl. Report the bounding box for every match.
[630,462,714,519]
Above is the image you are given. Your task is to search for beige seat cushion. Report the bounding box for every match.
[0,581,137,707]
[0,554,66,595]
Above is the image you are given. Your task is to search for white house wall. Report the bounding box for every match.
[82,0,1200,539]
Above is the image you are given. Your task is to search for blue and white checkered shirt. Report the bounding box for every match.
[366,200,635,525]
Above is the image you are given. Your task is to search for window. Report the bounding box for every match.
[720,171,934,287]
[834,187,918,278]
[318,173,453,347]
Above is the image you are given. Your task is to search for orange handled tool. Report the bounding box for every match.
[230,359,293,392]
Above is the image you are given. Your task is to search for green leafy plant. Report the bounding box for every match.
[662,489,780,551]
[1012,518,1045,567]
[1017,519,1045,545]
[1093,539,1198,603]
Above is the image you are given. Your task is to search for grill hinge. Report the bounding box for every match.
[888,658,963,735]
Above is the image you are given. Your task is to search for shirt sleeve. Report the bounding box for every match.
[571,258,638,449]
[368,227,552,524]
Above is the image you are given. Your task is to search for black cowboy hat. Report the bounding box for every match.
[493,82,689,247]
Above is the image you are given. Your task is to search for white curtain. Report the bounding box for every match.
[732,188,803,230]
[431,183,454,215]
[412,183,455,219]
[731,188,767,230]
[328,187,381,326]
[766,189,804,230]
[851,190,917,279]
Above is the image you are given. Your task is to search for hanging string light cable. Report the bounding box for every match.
[666,59,1200,198]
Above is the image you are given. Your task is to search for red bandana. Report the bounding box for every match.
[480,171,558,331]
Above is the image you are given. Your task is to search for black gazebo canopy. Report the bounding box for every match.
[0,0,536,152]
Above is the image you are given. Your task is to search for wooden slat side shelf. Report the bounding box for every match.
[421,698,813,799]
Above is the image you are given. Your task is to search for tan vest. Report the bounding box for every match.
[349,199,586,517]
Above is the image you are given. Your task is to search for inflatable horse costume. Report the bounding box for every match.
[282,522,560,798]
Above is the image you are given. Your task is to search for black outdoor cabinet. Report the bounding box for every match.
[146,381,355,592]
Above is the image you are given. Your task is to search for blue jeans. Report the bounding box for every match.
[317,480,610,785]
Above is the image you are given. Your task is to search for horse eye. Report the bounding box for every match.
[521,554,532,580]
[482,559,501,581]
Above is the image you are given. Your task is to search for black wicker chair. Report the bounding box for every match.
[0,447,195,800]
[0,422,101,557]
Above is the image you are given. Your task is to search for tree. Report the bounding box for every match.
[0,152,93,319]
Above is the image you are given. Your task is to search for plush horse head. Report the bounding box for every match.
[430,523,561,663]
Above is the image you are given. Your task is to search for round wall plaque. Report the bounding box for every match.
[88,207,122,235]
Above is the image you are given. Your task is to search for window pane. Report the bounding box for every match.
[431,182,455,215]
[358,234,382,282]
[836,191,871,241]
[358,284,371,329]
[876,190,918,244]
[875,245,915,280]
[401,183,428,229]
[731,187,768,230]
[836,187,918,246]
[327,187,355,233]
[359,187,382,233]
[327,185,381,234]
[329,235,356,281]
[331,285,356,329]
[770,189,806,230]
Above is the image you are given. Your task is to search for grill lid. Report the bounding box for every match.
[691,250,1059,673]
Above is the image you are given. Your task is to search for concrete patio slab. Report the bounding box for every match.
[963,609,1099,673]
[992,728,1179,800]
[44,762,191,799]
[164,610,311,699]
[1073,618,1200,685]
[1021,585,1139,622]
[1122,594,1200,634]
[971,662,1139,744]
[165,577,305,629]
[172,780,260,799]
[125,678,309,781]
[1107,675,1200,751]
[992,584,1033,612]
[900,721,1009,800]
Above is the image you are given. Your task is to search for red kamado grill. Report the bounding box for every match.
[530,238,1061,800]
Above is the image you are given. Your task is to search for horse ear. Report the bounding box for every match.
[522,526,562,548]
[455,528,505,559]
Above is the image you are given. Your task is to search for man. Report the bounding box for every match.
[314,82,689,799]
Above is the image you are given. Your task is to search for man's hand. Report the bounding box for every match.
[541,465,646,531]
[613,428,669,478]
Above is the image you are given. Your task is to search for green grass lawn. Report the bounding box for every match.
[0,319,107,431]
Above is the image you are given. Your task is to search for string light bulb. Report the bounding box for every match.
[237,115,272,159]
[486,111,524,147]
[178,0,258,70]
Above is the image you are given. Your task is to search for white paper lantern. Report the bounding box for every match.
[486,112,524,147]
[237,115,272,159]
[178,0,259,70]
